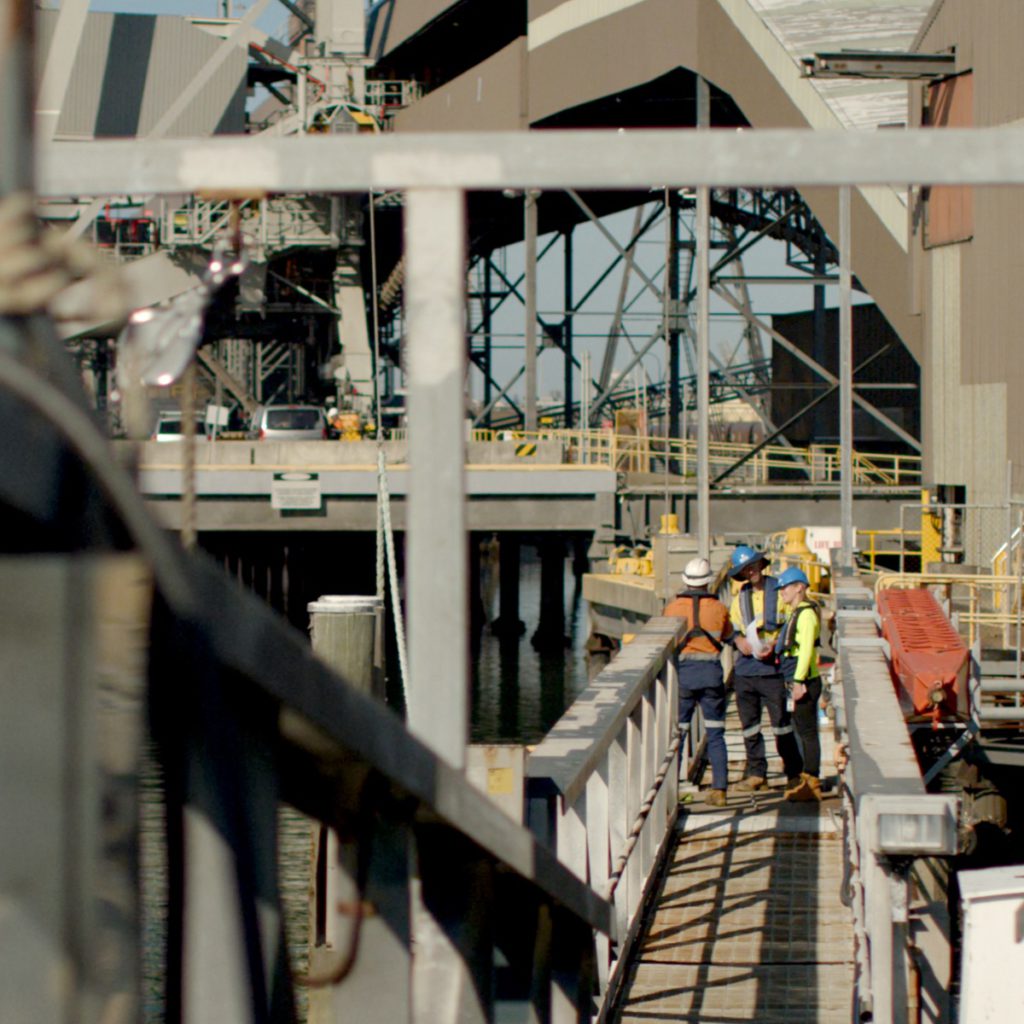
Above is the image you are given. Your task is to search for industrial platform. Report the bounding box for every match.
[613,707,852,1024]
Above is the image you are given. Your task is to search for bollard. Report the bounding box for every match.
[307,595,384,701]
[307,594,404,1024]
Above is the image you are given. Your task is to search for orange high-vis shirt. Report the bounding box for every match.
[662,593,734,656]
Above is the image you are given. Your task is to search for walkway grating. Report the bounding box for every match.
[612,705,854,1023]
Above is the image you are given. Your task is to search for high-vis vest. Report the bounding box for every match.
[775,600,822,664]
[679,594,724,655]
[664,590,730,661]
[738,577,782,632]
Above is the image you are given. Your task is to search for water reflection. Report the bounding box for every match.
[471,552,589,744]
[141,548,589,1022]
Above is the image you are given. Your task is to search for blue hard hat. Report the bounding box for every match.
[728,544,769,578]
[776,566,810,588]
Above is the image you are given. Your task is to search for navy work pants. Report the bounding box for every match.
[792,676,823,777]
[677,659,728,791]
[733,672,803,781]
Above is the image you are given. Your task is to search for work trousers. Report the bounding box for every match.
[792,676,823,778]
[677,659,728,791]
[733,673,804,781]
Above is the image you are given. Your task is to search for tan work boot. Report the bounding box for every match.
[705,789,727,807]
[735,775,766,792]
[786,773,820,802]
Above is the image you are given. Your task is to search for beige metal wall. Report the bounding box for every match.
[914,1,1024,503]
[392,39,528,132]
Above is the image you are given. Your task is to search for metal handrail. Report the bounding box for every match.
[527,616,684,1008]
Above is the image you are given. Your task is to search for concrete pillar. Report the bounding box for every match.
[532,539,565,651]
[493,534,524,638]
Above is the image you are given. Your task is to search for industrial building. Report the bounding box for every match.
[4,2,1024,1023]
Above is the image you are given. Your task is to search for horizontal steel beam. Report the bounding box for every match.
[36,127,1024,195]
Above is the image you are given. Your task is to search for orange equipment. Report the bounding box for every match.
[876,588,969,724]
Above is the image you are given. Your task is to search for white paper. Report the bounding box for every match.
[745,617,765,658]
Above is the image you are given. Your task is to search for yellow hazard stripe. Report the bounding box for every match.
[515,443,538,457]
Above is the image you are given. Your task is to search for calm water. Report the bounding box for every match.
[142,556,590,1020]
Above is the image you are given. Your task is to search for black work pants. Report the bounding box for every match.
[733,673,804,781]
[792,676,823,778]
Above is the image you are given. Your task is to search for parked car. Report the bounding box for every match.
[151,410,208,441]
[253,404,328,440]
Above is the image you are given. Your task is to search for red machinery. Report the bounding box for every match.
[876,588,969,722]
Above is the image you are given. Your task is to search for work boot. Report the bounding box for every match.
[705,789,727,807]
[786,773,820,802]
[735,775,766,792]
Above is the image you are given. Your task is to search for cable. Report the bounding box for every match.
[368,189,409,705]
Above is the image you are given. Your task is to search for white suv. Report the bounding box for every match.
[254,404,327,440]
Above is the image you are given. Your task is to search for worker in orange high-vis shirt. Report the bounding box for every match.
[663,557,734,807]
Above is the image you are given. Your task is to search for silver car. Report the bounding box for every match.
[152,410,208,441]
[254,404,327,440]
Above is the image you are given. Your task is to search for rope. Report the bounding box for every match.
[368,189,409,704]
[0,191,126,321]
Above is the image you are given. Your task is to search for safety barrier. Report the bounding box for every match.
[858,527,923,572]
[526,617,686,1010]
[460,428,921,487]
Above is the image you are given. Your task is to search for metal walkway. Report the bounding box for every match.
[612,705,854,1023]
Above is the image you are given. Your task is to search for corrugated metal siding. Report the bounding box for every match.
[138,17,245,136]
[918,1,1023,496]
[748,0,933,131]
[36,9,245,140]
[368,0,462,60]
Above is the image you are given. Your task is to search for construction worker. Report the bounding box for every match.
[775,566,823,800]
[728,545,812,800]
[663,557,733,807]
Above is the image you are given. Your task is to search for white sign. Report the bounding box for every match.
[205,404,230,427]
[804,526,857,553]
[271,472,321,511]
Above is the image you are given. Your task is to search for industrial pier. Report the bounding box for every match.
[4,3,1024,1024]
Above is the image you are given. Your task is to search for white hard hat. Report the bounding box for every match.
[681,557,714,588]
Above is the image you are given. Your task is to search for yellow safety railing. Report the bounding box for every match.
[859,528,923,572]
[381,426,923,485]
[487,429,922,486]
[875,572,1024,648]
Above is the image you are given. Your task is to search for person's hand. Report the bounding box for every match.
[792,682,808,701]
[756,647,775,661]
[734,636,753,656]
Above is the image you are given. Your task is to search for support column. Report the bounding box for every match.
[524,191,539,431]
[493,534,523,638]
[563,226,574,428]
[405,187,468,769]
[667,191,681,443]
[695,76,711,561]
[533,538,565,651]
[839,185,854,571]
[482,258,493,426]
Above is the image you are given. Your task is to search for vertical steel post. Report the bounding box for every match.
[696,77,711,560]
[524,191,539,431]
[839,186,854,570]
[563,226,574,428]
[482,258,493,426]
[667,191,681,443]
[405,188,468,769]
